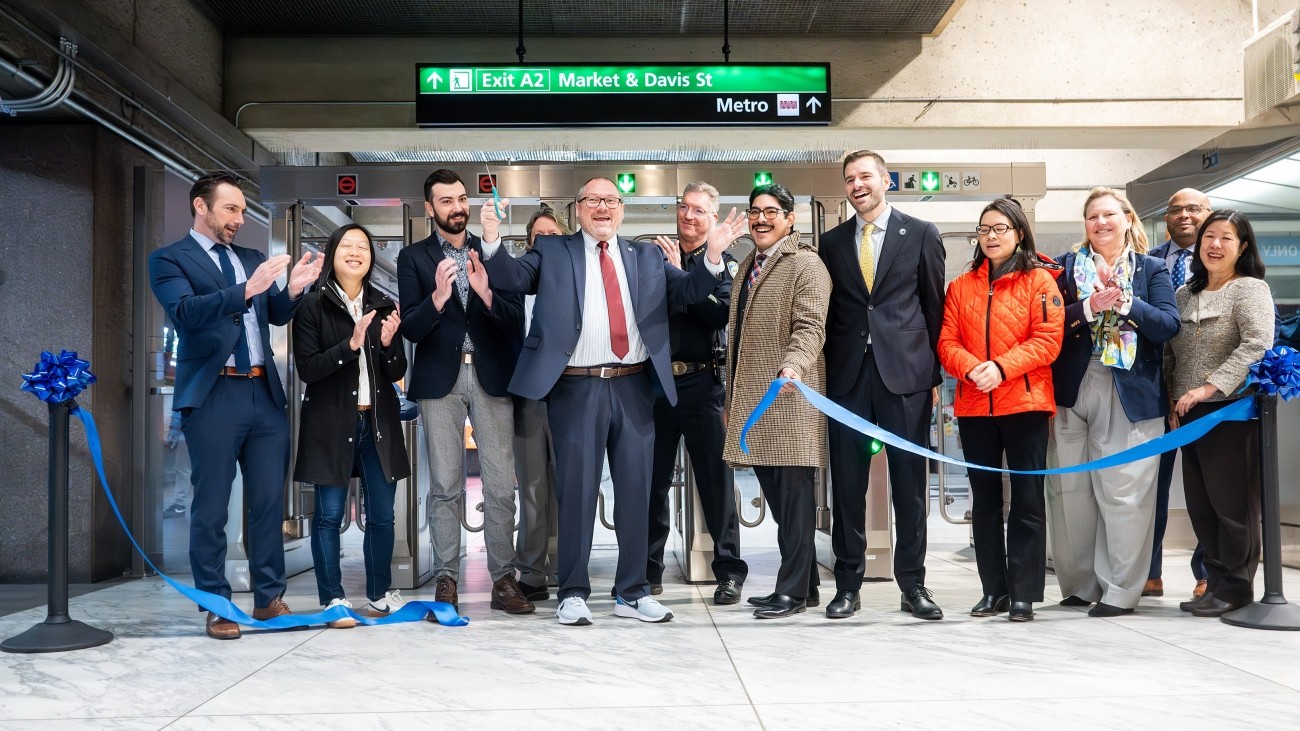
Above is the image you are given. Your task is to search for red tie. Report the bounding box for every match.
[598,241,630,359]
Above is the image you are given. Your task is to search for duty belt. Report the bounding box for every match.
[671,360,713,376]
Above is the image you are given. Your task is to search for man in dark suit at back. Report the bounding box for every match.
[819,150,947,621]
[396,169,531,616]
[477,177,742,626]
[149,171,322,639]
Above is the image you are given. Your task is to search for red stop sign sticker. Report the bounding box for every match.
[337,174,358,196]
[478,174,496,194]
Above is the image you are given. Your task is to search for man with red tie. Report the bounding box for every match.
[479,177,743,626]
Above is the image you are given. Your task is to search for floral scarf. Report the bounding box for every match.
[1073,245,1137,370]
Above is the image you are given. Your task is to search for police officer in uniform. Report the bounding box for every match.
[646,181,749,604]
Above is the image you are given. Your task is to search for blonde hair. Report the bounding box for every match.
[1076,186,1149,254]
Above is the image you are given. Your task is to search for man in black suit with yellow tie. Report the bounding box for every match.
[818,150,947,620]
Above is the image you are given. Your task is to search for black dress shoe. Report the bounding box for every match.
[901,585,943,620]
[970,594,1010,617]
[1087,602,1134,618]
[518,581,549,602]
[1180,591,1215,613]
[1059,595,1092,607]
[714,580,742,605]
[806,587,820,608]
[746,592,776,607]
[1191,596,1247,617]
[1008,601,1034,622]
[825,590,861,619]
[753,594,806,619]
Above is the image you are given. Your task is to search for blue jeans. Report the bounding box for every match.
[310,414,398,605]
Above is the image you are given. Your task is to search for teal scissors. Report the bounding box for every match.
[485,163,504,221]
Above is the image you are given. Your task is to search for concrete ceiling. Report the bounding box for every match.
[193,0,963,36]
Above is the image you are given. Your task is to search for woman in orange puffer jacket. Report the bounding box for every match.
[938,198,1064,622]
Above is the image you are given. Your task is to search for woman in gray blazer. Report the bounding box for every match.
[1165,210,1274,618]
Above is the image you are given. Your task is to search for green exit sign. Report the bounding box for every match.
[920,171,941,192]
[753,171,773,187]
[616,173,637,194]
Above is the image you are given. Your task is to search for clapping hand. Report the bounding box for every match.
[467,251,493,308]
[287,251,323,298]
[245,254,291,299]
[432,258,457,311]
[653,235,682,269]
[706,208,746,264]
[379,308,401,347]
[349,311,376,351]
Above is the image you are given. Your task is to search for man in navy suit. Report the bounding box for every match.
[148,171,322,639]
[819,150,948,621]
[396,169,531,615]
[477,177,742,625]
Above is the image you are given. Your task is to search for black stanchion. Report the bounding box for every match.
[1,400,114,653]
[1221,393,1300,630]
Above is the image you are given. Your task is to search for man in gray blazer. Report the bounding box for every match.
[818,150,947,620]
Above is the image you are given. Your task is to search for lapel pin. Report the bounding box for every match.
[899,228,907,235]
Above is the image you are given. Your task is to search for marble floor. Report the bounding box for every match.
[2,507,1299,731]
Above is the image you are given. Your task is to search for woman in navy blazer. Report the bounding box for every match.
[1046,187,1180,618]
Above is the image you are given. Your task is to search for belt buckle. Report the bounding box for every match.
[598,366,614,378]
[671,361,687,376]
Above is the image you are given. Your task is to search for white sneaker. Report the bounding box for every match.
[325,598,357,629]
[362,589,406,617]
[556,596,593,626]
[614,595,674,623]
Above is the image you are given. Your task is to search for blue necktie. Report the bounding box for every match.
[214,244,252,373]
[1172,248,1190,289]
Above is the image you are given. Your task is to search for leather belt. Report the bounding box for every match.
[219,366,266,378]
[671,361,712,376]
[461,352,474,364]
[561,364,645,378]
[357,404,372,412]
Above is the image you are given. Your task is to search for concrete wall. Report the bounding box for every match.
[0,124,147,582]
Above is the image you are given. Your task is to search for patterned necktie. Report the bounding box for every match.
[597,241,630,359]
[214,244,252,372]
[859,222,877,292]
[749,253,767,289]
[1172,248,1190,289]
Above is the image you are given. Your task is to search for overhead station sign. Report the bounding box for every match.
[415,63,830,127]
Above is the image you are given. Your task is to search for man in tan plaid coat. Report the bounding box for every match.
[721,182,832,619]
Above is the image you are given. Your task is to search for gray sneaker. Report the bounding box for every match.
[556,596,593,626]
[613,595,674,623]
[361,589,406,617]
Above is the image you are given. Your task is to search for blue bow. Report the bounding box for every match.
[1247,345,1300,401]
[20,350,96,404]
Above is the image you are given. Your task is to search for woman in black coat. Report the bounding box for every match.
[294,223,410,626]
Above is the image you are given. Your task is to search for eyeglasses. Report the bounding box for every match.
[746,207,789,221]
[976,223,1013,236]
[578,196,623,209]
[677,203,712,218]
[1166,204,1207,217]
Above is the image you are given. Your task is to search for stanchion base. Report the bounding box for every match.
[1220,599,1300,631]
[1,619,114,653]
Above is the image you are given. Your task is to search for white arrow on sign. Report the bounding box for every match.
[425,71,443,88]
[805,96,823,113]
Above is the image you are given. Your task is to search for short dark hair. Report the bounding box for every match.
[526,205,570,248]
[750,183,795,212]
[843,149,888,177]
[423,169,464,203]
[189,171,243,217]
[320,223,376,290]
[1186,209,1266,294]
[971,198,1039,275]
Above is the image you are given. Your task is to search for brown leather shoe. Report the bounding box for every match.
[1142,578,1164,597]
[205,612,241,640]
[431,575,459,613]
[251,596,292,620]
[491,575,537,615]
[1193,579,1208,599]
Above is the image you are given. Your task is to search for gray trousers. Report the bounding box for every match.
[420,363,517,582]
[513,397,558,586]
[1046,360,1162,609]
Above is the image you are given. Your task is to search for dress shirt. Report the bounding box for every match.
[437,233,475,353]
[334,283,372,406]
[193,228,264,367]
[854,205,891,346]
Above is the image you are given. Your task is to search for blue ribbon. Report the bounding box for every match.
[740,378,1256,476]
[1247,346,1300,401]
[22,350,465,629]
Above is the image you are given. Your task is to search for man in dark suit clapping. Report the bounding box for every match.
[819,150,948,621]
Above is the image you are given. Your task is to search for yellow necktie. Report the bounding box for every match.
[859,222,877,292]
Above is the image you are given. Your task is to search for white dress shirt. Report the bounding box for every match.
[193,228,265,367]
[335,283,372,406]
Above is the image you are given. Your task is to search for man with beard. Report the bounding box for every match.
[1146,188,1212,601]
[645,181,748,604]
[477,177,742,625]
[149,171,323,639]
[397,169,532,615]
[818,150,947,621]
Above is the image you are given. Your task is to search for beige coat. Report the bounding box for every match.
[722,232,832,468]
